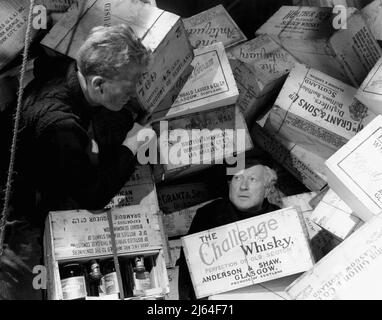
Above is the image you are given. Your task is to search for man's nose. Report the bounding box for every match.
[240,178,249,190]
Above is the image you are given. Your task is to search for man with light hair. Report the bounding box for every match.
[16,24,151,225]
[177,153,279,300]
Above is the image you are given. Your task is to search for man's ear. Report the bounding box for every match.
[77,69,88,91]
[90,76,104,94]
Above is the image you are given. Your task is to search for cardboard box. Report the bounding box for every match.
[286,215,382,300]
[0,1,39,71]
[182,207,314,298]
[163,200,216,238]
[36,0,78,11]
[227,34,297,84]
[255,6,381,86]
[37,0,156,12]
[310,189,363,240]
[43,205,169,299]
[308,185,330,209]
[281,192,341,261]
[40,0,194,114]
[208,274,300,300]
[227,35,298,125]
[362,0,382,47]
[157,182,214,214]
[106,165,158,210]
[183,4,247,49]
[265,63,376,159]
[251,123,327,191]
[292,0,367,8]
[356,57,382,115]
[325,115,382,221]
[151,42,239,120]
[152,105,253,182]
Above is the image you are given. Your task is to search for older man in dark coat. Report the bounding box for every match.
[178,156,280,300]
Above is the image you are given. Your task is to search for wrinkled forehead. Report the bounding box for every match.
[232,164,265,179]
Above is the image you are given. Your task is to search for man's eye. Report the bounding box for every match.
[233,175,241,181]
[250,176,258,182]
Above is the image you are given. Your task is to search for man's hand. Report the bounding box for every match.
[122,122,155,155]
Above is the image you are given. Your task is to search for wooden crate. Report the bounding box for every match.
[40,0,194,115]
[208,274,300,300]
[227,34,298,126]
[310,189,363,240]
[157,182,214,214]
[265,63,376,159]
[256,6,381,86]
[182,207,314,299]
[163,200,216,238]
[151,42,239,121]
[292,0,368,8]
[152,105,253,182]
[286,215,382,300]
[182,4,247,49]
[0,1,39,71]
[251,123,327,191]
[325,115,382,221]
[281,192,341,261]
[362,0,382,47]
[106,165,158,210]
[44,205,169,300]
[356,57,382,116]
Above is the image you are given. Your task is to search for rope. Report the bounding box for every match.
[0,0,36,256]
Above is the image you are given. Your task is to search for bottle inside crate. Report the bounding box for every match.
[59,253,162,300]
[59,263,88,300]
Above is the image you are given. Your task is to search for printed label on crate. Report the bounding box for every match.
[287,215,382,300]
[255,6,333,38]
[157,183,212,213]
[50,206,162,260]
[256,6,382,86]
[182,207,314,298]
[152,105,252,172]
[183,4,247,49]
[106,165,158,209]
[154,42,238,118]
[0,1,38,71]
[326,115,382,220]
[228,35,297,81]
[266,63,375,157]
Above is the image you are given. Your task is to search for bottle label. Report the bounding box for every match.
[134,272,151,291]
[103,272,120,295]
[61,276,87,300]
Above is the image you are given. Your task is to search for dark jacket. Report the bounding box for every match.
[177,198,280,300]
[15,58,137,225]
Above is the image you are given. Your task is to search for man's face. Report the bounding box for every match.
[229,165,267,213]
[93,63,144,112]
